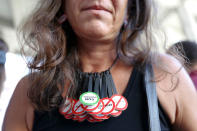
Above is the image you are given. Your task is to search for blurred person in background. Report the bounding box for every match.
[0,38,8,97]
[2,0,197,131]
[168,40,197,89]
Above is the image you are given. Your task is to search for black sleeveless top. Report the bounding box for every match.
[33,66,171,131]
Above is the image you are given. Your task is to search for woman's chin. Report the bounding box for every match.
[79,27,114,41]
[81,31,113,41]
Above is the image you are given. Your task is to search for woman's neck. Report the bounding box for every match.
[77,39,117,72]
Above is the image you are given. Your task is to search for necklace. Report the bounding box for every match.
[59,56,128,122]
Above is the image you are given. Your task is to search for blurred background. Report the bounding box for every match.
[0,0,197,130]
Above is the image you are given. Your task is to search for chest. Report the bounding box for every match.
[33,67,171,131]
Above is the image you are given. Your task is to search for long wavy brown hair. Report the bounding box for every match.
[19,0,161,111]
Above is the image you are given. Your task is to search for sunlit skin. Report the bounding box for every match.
[65,0,128,42]
[65,0,128,72]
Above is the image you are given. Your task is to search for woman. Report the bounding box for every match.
[2,0,197,131]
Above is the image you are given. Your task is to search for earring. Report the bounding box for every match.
[58,14,67,24]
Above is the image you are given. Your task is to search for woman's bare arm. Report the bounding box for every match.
[2,76,34,131]
[155,54,197,131]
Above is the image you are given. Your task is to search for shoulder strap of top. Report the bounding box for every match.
[144,63,161,131]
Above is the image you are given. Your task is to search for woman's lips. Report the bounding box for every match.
[82,5,112,14]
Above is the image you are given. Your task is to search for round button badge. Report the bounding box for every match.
[79,92,100,106]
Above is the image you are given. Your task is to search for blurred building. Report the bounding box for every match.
[0,0,38,53]
[157,0,197,47]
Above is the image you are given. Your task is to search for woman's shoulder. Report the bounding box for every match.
[153,53,197,130]
[2,74,34,131]
[153,53,195,92]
